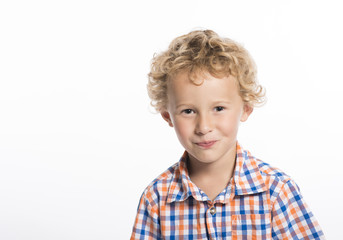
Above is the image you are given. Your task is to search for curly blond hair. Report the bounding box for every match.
[147,30,265,112]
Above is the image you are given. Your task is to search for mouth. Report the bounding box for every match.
[195,140,217,149]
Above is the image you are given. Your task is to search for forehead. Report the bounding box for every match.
[167,71,242,104]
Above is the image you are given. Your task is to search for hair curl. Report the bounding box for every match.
[147,29,265,112]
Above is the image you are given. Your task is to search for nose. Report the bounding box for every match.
[195,113,213,135]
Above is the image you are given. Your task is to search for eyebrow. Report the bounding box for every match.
[212,100,232,105]
[175,101,232,109]
[175,104,193,109]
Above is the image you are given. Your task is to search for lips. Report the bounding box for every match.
[195,140,217,148]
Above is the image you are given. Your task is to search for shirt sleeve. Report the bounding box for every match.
[130,192,161,240]
[271,179,325,239]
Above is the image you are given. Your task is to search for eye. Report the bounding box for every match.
[214,106,225,112]
[181,109,195,114]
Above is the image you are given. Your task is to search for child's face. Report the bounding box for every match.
[161,71,252,165]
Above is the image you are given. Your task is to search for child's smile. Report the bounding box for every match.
[194,140,217,149]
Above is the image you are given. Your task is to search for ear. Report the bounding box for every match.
[161,111,174,127]
[240,104,253,122]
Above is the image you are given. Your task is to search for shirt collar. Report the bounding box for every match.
[233,143,267,196]
[166,151,204,203]
[166,142,267,204]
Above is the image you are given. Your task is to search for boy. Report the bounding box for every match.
[130,30,325,239]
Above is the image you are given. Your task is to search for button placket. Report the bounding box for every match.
[205,202,217,240]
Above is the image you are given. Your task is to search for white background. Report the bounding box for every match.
[0,0,342,239]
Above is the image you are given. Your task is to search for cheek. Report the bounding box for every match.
[218,113,241,134]
[219,123,236,136]
[173,119,193,140]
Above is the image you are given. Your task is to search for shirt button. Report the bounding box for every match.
[209,207,216,215]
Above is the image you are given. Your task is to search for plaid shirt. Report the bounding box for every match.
[131,143,325,239]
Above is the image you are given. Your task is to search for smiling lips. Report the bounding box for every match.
[195,140,217,149]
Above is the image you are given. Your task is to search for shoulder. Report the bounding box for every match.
[255,157,300,201]
[140,162,180,206]
[239,146,304,205]
[256,158,291,183]
[146,162,178,190]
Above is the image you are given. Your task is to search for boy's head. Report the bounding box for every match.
[147,29,265,165]
[147,29,265,113]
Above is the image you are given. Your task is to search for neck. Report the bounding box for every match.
[187,144,237,184]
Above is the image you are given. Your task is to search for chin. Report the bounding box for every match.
[198,159,218,164]
[189,152,219,164]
